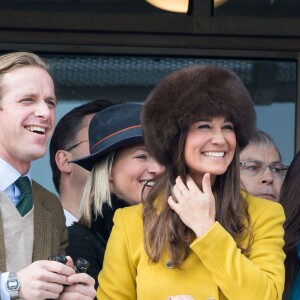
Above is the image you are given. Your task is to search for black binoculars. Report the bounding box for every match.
[48,255,90,273]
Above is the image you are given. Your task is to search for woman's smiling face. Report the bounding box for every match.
[184,116,236,186]
[109,144,164,204]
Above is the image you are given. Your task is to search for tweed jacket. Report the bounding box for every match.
[0,180,68,272]
[98,194,286,300]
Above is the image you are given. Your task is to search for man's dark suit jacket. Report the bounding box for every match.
[0,180,68,272]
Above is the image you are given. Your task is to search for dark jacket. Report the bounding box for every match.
[66,196,128,288]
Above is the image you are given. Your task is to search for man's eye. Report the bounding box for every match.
[271,167,281,173]
[47,100,56,108]
[246,166,259,171]
[21,98,33,103]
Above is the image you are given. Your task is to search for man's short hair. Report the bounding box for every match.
[50,99,116,193]
[0,51,49,103]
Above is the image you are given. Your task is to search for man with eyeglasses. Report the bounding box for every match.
[239,129,289,202]
[50,99,115,226]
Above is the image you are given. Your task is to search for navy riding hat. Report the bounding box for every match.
[71,103,144,171]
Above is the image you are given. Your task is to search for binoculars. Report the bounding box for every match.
[48,255,90,273]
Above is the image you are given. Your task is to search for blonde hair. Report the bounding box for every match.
[79,152,115,227]
[0,52,49,103]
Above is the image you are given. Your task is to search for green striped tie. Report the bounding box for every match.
[15,176,33,217]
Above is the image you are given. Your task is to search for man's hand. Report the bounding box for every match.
[17,260,75,300]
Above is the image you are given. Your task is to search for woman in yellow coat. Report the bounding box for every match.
[98,65,285,300]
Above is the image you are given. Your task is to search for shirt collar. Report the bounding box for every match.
[0,157,32,191]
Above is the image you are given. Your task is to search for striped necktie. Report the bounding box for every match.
[15,176,33,217]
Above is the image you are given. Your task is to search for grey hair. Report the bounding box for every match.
[247,128,281,160]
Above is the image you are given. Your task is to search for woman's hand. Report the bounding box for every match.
[168,174,216,237]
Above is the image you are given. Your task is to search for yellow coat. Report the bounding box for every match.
[98,194,285,300]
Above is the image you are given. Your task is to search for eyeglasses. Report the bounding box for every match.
[240,160,289,178]
[65,140,88,152]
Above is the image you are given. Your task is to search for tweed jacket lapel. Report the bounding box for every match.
[32,181,53,261]
[0,192,6,271]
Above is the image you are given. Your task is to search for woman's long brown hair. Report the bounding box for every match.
[143,128,251,267]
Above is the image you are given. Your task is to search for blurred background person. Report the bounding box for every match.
[50,99,115,226]
[239,128,288,201]
[66,103,164,287]
[279,150,300,299]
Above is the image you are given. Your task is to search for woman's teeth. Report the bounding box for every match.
[203,152,224,157]
[141,181,155,187]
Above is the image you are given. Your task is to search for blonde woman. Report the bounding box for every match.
[66,103,163,288]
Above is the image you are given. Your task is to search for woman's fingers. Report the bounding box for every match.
[175,176,189,195]
[170,174,216,237]
[201,173,212,195]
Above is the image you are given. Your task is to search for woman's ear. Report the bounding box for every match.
[55,150,73,174]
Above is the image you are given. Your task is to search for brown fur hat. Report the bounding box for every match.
[142,64,256,166]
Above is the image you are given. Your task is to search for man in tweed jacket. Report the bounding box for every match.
[0,52,96,299]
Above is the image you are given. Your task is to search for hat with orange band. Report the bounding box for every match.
[71,103,143,171]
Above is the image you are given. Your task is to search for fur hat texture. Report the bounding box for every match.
[142,64,256,166]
